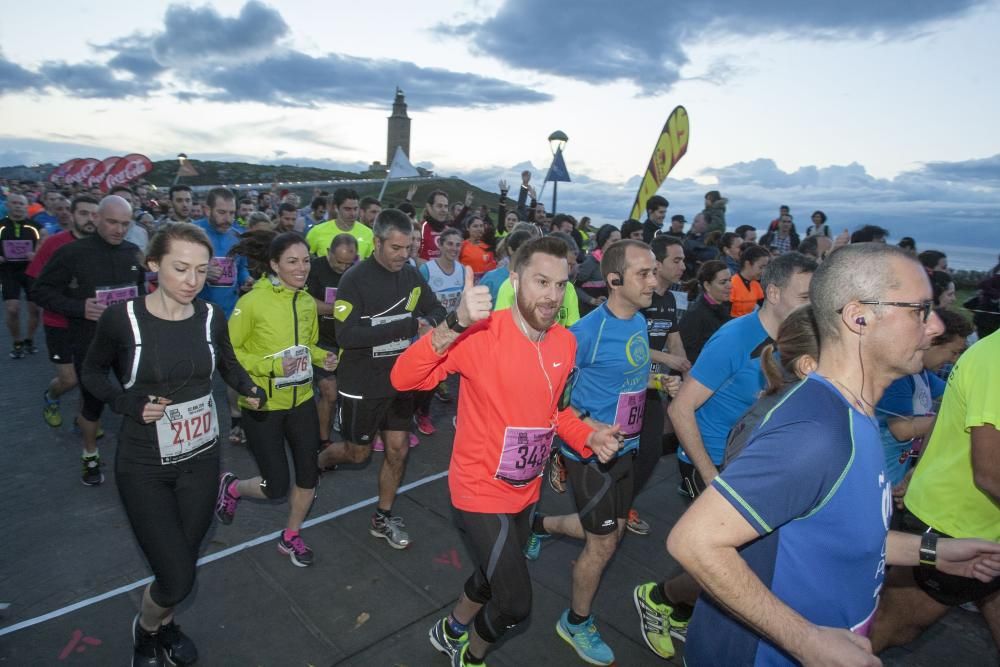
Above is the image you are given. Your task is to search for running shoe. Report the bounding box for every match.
[23,338,38,355]
[277,533,314,567]
[132,614,164,667]
[416,413,436,435]
[429,616,468,659]
[626,509,651,536]
[43,390,62,428]
[409,432,419,447]
[451,643,487,667]
[555,610,614,666]
[9,342,24,359]
[548,452,567,494]
[157,620,197,665]
[435,381,452,403]
[372,437,384,452]
[81,454,104,486]
[72,419,105,439]
[523,531,551,561]
[370,513,410,549]
[215,472,240,525]
[633,582,680,659]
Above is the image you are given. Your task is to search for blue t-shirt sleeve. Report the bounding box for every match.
[418,263,429,281]
[713,416,852,536]
[876,376,916,419]
[928,371,946,400]
[689,326,738,391]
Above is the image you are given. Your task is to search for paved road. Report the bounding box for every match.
[0,303,995,665]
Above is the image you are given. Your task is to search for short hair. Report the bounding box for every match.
[551,213,575,230]
[898,236,916,251]
[620,219,643,239]
[333,188,360,207]
[760,251,817,293]
[809,243,917,343]
[739,243,771,268]
[779,205,790,213]
[719,231,741,251]
[502,229,535,258]
[548,231,579,256]
[918,250,947,271]
[147,222,213,265]
[426,189,448,206]
[511,235,569,274]
[600,239,651,282]
[397,201,416,217]
[246,211,272,228]
[511,221,542,238]
[671,214,686,223]
[359,196,381,210]
[70,195,99,214]
[277,202,298,216]
[734,224,756,239]
[109,185,133,197]
[650,234,683,262]
[237,197,254,207]
[646,195,669,213]
[932,307,972,346]
[372,208,414,240]
[811,210,827,224]
[851,225,889,243]
[438,227,462,245]
[705,190,721,203]
[206,187,235,210]
[168,185,192,199]
[798,235,821,259]
[311,196,328,211]
[330,233,358,252]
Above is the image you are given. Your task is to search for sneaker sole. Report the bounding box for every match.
[555,620,615,666]
[416,427,436,436]
[369,528,409,549]
[215,473,237,525]
[277,543,313,567]
[632,587,675,659]
[81,472,104,486]
[626,523,651,536]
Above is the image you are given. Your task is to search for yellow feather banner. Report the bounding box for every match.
[628,106,690,220]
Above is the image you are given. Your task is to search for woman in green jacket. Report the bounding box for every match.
[215,232,337,567]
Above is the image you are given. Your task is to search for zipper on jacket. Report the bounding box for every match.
[291,291,300,406]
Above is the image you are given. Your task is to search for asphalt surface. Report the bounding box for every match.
[0,302,995,666]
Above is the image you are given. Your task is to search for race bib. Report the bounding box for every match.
[324,287,338,304]
[495,426,555,486]
[614,389,646,438]
[210,257,235,286]
[371,313,411,358]
[2,239,33,261]
[273,345,313,389]
[436,289,461,313]
[95,284,139,307]
[154,394,219,464]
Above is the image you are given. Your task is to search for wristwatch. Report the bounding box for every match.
[919,530,938,567]
[445,311,468,333]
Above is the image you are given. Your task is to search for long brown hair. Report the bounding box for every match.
[760,304,819,395]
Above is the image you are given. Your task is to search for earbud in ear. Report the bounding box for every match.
[609,274,623,287]
[855,317,866,326]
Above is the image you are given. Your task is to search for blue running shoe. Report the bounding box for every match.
[523,531,551,561]
[555,610,614,666]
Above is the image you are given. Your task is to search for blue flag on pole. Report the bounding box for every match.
[545,148,571,183]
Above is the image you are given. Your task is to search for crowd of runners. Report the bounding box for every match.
[1,173,999,666]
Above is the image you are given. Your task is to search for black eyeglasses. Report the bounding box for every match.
[857,300,934,322]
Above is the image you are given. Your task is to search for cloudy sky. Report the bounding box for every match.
[1,0,998,261]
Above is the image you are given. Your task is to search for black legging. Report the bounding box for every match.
[633,393,666,497]
[116,453,219,609]
[458,506,534,644]
[242,400,320,498]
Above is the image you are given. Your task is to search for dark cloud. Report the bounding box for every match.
[152,0,288,65]
[95,37,168,78]
[0,52,44,93]
[186,51,552,109]
[38,61,159,98]
[439,0,986,92]
[915,154,1000,184]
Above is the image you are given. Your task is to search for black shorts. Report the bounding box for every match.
[901,510,1000,606]
[1,267,30,301]
[44,325,74,364]
[678,460,708,501]
[313,364,337,382]
[565,453,635,535]
[339,392,414,445]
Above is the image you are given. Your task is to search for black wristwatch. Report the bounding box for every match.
[919,530,938,567]
[446,311,468,333]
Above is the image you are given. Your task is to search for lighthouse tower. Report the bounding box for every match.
[386,87,411,166]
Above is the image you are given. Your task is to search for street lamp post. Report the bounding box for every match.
[547,130,568,214]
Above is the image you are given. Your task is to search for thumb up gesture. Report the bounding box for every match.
[455,267,492,328]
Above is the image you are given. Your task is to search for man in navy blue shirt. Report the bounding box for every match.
[668,243,1000,666]
[526,239,657,666]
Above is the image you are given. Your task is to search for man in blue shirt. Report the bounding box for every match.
[526,239,656,666]
[195,187,251,443]
[668,243,1000,666]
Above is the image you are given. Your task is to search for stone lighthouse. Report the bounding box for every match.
[386,87,411,166]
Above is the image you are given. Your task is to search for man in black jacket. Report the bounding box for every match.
[641,195,669,243]
[33,195,145,485]
[319,209,446,549]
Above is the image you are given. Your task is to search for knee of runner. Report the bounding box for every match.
[151,568,195,609]
[464,573,492,604]
[260,477,288,499]
[473,599,530,644]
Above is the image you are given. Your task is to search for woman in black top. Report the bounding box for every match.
[83,223,262,667]
[679,260,733,364]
